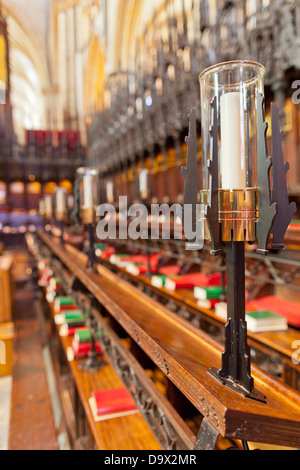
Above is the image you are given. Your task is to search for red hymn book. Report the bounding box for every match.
[90,387,138,421]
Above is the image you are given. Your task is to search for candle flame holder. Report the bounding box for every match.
[77,167,100,272]
[182,60,296,405]
[218,188,258,242]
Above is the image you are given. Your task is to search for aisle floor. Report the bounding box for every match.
[2,249,69,450]
[0,376,12,450]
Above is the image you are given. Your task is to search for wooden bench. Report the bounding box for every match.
[38,231,300,449]
[0,255,14,324]
[40,273,163,450]
[98,254,300,391]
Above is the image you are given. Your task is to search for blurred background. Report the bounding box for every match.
[0,0,299,236]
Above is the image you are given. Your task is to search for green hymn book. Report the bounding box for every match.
[246,311,288,333]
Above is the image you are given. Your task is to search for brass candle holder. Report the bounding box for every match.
[77,167,100,272]
[183,60,296,404]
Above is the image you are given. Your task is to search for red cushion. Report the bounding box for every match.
[246,296,300,328]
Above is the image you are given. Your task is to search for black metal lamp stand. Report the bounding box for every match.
[208,241,266,403]
[78,295,106,373]
[182,93,296,404]
[86,223,97,273]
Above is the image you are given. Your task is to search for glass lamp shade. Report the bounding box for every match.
[199,61,265,243]
[199,60,265,191]
[76,167,99,224]
[55,187,67,221]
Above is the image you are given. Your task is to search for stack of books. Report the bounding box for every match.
[194,286,225,310]
[68,328,102,360]
[151,275,179,289]
[246,296,300,329]
[55,309,85,325]
[38,259,51,271]
[165,272,223,292]
[111,255,160,276]
[109,254,132,266]
[47,277,62,296]
[54,296,77,314]
[49,277,62,291]
[214,303,288,333]
[89,387,138,422]
[59,311,86,337]
[245,311,288,333]
[95,245,116,260]
[38,267,54,287]
[126,263,159,276]
[158,266,181,277]
[215,302,228,320]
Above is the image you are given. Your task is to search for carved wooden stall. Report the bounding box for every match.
[89,0,300,213]
[31,231,300,451]
[24,0,300,452]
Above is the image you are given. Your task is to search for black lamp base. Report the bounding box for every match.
[208,367,267,404]
[78,353,106,373]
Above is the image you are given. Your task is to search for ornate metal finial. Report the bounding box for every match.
[181,107,198,235]
[256,93,277,255]
[271,102,297,250]
[205,97,222,256]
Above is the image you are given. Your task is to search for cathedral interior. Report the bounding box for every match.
[0,0,300,452]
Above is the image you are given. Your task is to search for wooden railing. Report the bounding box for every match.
[37,230,300,450]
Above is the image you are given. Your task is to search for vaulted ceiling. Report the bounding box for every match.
[3,0,50,143]
[1,0,183,145]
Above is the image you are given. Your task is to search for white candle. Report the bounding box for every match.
[220,92,247,190]
[39,200,45,217]
[106,182,114,204]
[56,188,65,213]
[83,174,93,208]
[45,196,52,218]
[139,169,148,199]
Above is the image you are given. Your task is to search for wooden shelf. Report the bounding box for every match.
[101,256,300,368]
[38,230,300,449]
[45,295,162,451]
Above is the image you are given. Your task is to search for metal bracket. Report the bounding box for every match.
[205,97,222,256]
[271,102,297,250]
[194,418,219,451]
[181,108,201,248]
[208,242,267,404]
[256,93,277,255]
[86,223,97,272]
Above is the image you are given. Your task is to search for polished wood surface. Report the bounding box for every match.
[46,291,161,450]
[39,231,300,448]
[8,263,58,450]
[0,254,14,323]
[103,258,300,365]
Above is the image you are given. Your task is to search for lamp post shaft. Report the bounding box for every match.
[220,241,251,387]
